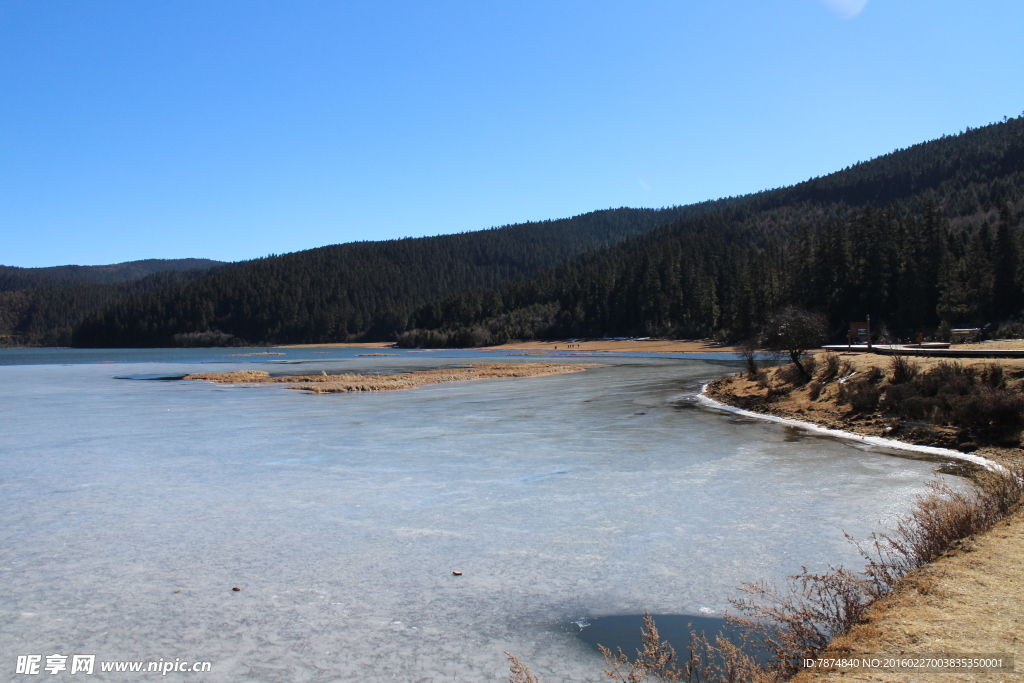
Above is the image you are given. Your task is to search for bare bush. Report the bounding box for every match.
[839,381,881,412]
[888,355,919,385]
[755,370,770,391]
[599,613,772,683]
[818,352,842,382]
[807,381,823,401]
[880,361,1023,432]
[858,466,1024,594]
[730,567,875,679]
[738,338,761,379]
[600,613,685,682]
[777,363,806,385]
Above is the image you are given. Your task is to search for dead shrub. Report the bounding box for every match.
[807,381,823,401]
[778,362,808,386]
[936,387,1024,430]
[858,466,1024,594]
[739,339,761,379]
[862,365,883,384]
[729,567,874,679]
[596,612,769,683]
[888,355,919,385]
[880,361,1024,434]
[839,381,881,412]
[818,351,842,382]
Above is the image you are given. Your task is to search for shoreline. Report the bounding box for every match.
[274,338,745,354]
[703,353,1024,471]
[478,338,743,354]
[706,360,1024,682]
[696,384,1005,473]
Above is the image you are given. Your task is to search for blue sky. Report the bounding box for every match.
[2,1,1022,268]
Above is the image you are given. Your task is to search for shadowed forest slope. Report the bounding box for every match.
[0,261,226,346]
[68,115,1024,348]
[399,117,1024,347]
[69,204,735,347]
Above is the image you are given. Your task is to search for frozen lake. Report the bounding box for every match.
[0,349,955,681]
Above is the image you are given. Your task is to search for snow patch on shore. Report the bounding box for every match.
[697,383,1006,474]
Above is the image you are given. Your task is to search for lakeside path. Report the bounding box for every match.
[708,356,1024,682]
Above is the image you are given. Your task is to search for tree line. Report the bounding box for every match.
[399,118,1024,346]
[44,115,1024,348]
[68,205,736,347]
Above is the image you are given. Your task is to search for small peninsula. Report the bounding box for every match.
[185,362,600,393]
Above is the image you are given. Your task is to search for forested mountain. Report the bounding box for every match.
[69,204,738,347]
[0,267,224,346]
[0,258,223,292]
[396,117,1024,346]
[68,115,1024,348]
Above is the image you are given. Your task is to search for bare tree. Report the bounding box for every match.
[737,338,761,379]
[759,307,828,381]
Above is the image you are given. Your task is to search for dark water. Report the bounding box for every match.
[572,614,772,665]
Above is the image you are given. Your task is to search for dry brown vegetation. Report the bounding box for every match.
[506,354,1024,682]
[706,352,1024,469]
[185,362,598,393]
[506,463,1024,683]
[225,352,285,356]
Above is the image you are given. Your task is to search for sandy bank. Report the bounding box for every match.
[185,362,599,393]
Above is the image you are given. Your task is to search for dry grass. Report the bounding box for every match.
[225,352,285,356]
[705,354,1024,468]
[857,467,1024,594]
[186,363,599,393]
[505,653,541,683]
[185,370,273,382]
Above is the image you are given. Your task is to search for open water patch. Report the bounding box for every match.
[569,614,771,665]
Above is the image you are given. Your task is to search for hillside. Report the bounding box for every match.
[397,117,1024,346]
[0,267,226,347]
[69,204,735,347]
[0,258,224,292]
[67,116,1024,349]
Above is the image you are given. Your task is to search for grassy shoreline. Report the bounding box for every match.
[705,352,1024,471]
[703,356,1024,682]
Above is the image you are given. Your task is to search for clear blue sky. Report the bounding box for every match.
[2,1,1022,268]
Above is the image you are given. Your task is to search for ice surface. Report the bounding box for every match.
[0,353,956,681]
